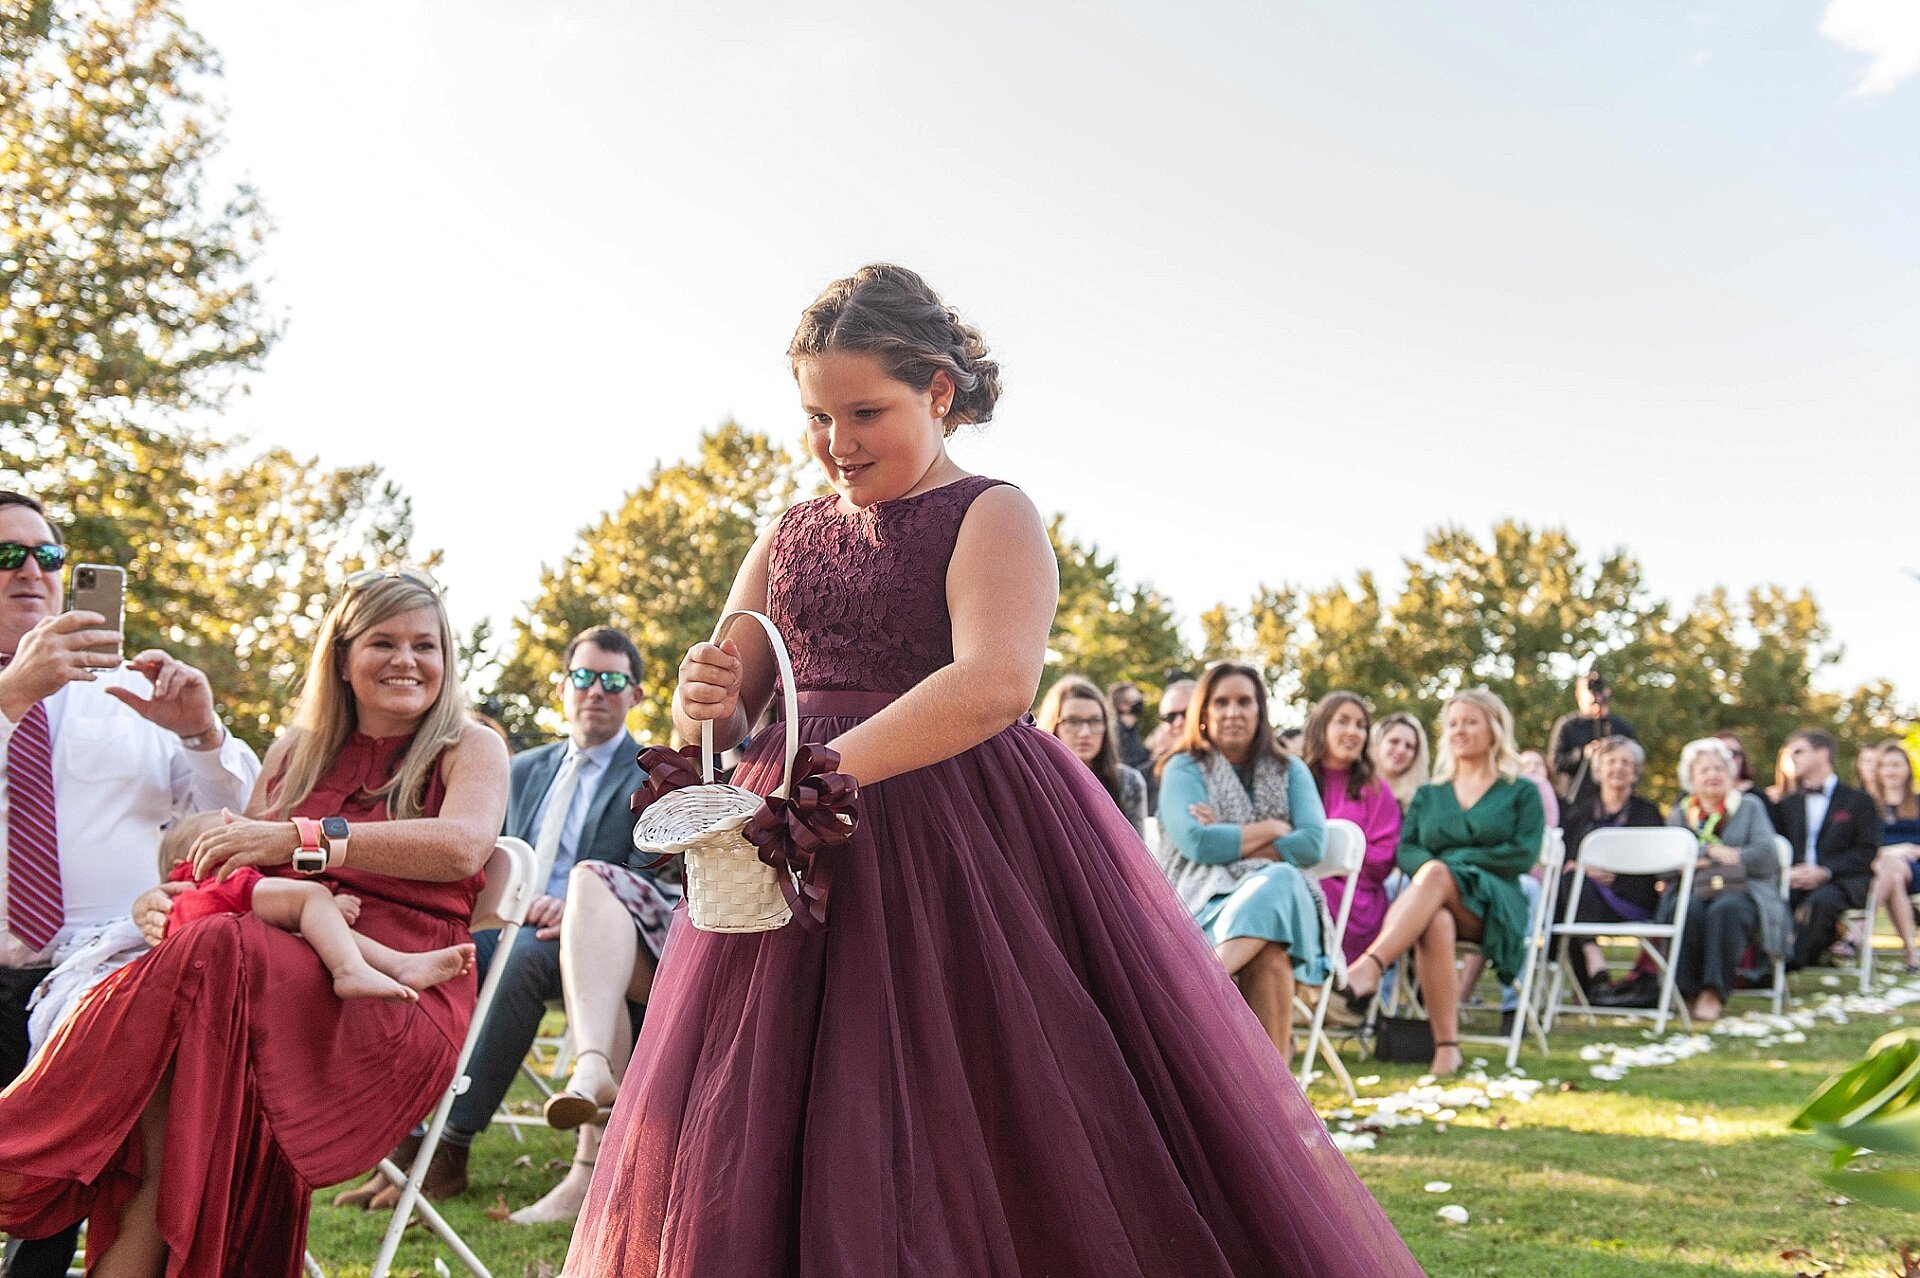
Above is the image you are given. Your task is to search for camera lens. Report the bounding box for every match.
[77,568,95,587]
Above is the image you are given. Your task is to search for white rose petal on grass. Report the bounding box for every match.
[1424,1181,1452,1194]
[1435,1205,1469,1225]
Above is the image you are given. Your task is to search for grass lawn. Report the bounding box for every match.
[304,964,1920,1278]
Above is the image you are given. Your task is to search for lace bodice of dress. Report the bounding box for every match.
[765,475,1008,693]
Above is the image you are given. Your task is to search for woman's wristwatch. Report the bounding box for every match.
[291,818,327,874]
[322,816,351,868]
[291,817,351,875]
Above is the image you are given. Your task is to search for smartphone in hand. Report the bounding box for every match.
[67,563,126,663]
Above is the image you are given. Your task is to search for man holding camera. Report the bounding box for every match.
[1547,669,1637,809]
[0,491,259,1278]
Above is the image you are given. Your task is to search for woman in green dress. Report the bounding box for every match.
[1340,688,1545,1075]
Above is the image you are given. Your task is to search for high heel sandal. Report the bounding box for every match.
[1342,952,1384,1013]
[544,1049,617,1131]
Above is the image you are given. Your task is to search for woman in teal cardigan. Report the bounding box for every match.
[1155,662,1327,1061]
[1342,688,1544,1076]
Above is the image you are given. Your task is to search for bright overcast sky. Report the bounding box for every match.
[181,0,1919,704]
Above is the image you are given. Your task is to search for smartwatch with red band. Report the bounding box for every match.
[291,817,327,875]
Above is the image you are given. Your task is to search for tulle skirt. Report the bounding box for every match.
[564,699,1422,1277]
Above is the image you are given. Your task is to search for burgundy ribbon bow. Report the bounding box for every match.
[632,744,706,819]
[743,743,859,933]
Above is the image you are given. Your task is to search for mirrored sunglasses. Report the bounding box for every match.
[567,668,633,693]
[0,542,67,572]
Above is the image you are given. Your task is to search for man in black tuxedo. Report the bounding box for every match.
[1776,729,1882,970]
[338,625,655,1206]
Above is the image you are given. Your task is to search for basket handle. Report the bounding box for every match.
[702,609,801,797]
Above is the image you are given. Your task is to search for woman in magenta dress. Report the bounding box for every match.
[564,265,1423,1276]
[0,570,508,1277]
[1302,691,1402,961]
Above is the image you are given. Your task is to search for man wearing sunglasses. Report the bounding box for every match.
[0,491,260,1278]
[344,624,654,1207]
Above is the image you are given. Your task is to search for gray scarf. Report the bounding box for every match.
[1156,749,1294,915]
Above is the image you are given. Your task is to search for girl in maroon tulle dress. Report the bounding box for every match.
[563,265,1425,1277]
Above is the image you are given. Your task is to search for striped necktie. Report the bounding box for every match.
[1,655,62,951]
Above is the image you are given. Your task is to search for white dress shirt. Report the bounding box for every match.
[1802,774,1837,867]
[524,732,624,897]
[0,665,260,968]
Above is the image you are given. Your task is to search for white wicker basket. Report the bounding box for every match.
[632,609,801,933]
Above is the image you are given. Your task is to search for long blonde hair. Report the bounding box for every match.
[268,573,468,821]
[1431,688,1522,783]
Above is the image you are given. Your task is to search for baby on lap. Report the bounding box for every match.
[167,810,474,1002]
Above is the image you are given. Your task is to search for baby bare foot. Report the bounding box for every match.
[333,963,419,1002]
[388,943,477,993]
[332,893,363,926]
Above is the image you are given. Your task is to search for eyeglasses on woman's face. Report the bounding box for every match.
[1056,714,1106,733]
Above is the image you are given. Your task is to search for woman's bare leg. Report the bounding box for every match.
[1346,861,1463,999]
[513,866,658,1226]
[92,1070,172,1278]
[1234,942,1297,1061]
[558,866,655,1105]
[1874,854,1918,964]
[1413,909,1465,1075]
[1215,935,1267,977]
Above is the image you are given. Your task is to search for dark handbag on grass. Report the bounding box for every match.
[1373,1014,1434,1064]
[1691,858,1748,902]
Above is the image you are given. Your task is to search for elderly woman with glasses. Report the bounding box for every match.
[0,568,510,1278]
[1038,675,1149,834]
[1663,737,1787,1023]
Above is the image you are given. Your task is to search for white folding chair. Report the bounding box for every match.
[1845,840,1914,994]
[1500,828,1566,1067]
[1377,827,1564,1069]
[365,836,542,1278]
[1542,828,1699,1040]
[1294,819,1366,1098]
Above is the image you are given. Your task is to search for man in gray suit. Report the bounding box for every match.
[372,625,654,1202]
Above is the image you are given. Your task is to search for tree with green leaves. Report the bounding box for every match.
[1045,516,1189,709]
[1211,521,1909,802]
[2,0,435,750]
[3,0,276,477]
[493,423,805,746]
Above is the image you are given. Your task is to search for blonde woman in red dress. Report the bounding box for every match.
[0,570,508,1277]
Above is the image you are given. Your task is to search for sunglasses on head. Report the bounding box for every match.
[567,668,633,693]
[0,542,67,572]
[345,566,442,593]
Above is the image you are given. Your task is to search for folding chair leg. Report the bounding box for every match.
[374,1157,494,1277]
[371,919,524,1278]
[304,1254,327,1278]
[1295,979,1357,1101]
[1861,904,1877,994]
